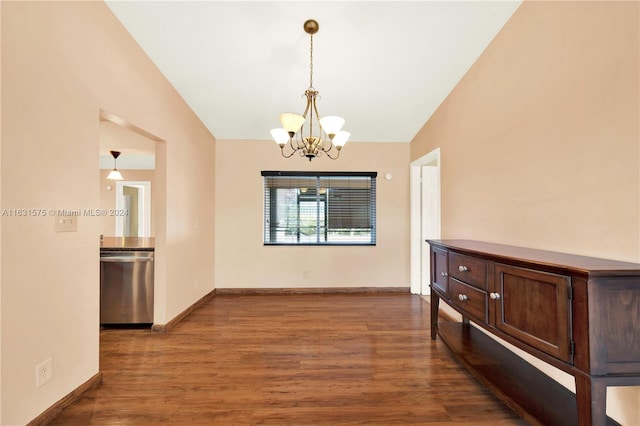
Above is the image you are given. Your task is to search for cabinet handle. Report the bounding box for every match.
[458,294,468,301]
[490,292,501,300]
[441,272,448,277]
[458,265,469,272]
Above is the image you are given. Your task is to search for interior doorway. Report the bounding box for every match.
[99,110,167,331]
[410,148,441,295]
[115,181,151,237]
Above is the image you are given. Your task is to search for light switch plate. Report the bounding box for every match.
[55,215,78,232]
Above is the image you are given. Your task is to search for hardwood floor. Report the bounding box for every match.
[48,293,526,425]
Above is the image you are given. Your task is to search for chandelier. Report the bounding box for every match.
[270,19,349,161]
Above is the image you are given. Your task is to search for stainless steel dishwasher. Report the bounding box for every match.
[100,250,154,325]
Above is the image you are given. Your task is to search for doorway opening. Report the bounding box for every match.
[99,112,157,238]
[115,181,151,237]
[99,110,167,336]
[410,148,441,295]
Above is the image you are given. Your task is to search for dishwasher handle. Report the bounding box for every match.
[100,256,153,263]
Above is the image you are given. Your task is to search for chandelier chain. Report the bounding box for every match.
[309,34,314,89]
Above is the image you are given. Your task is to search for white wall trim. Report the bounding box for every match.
[410,148,441,294]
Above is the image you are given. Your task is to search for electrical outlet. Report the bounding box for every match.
[36,358,53,388]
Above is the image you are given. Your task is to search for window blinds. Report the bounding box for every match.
[262,171,377,245]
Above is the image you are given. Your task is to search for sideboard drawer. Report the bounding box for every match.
[449,278,487,322]
[449,251,488,290]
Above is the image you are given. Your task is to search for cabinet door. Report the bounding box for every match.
[493,263,572,363]
[431,247,449,296]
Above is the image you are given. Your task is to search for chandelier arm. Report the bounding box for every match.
[301,92,312,120]
[324,148,340,160]
[280,143,297,158]
[312,93,322,124]
[311,95,327,149]
[293,131,305,150]
[282,135,305,158]
[308,95,315,141]
[280,148,296,159]
[312,95,320,139]
[320,140,335,153]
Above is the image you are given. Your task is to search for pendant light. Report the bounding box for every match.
[106,151,123,180]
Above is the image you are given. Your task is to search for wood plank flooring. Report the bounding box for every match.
[48,293,527,425]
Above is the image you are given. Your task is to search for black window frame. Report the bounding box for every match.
[262,171,377,246]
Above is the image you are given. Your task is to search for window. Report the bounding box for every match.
[262,171,377,245]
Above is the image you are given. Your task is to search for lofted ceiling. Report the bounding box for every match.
[105,1,521,144]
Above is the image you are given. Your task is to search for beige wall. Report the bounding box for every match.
[99,169,156,236]
[410,1,639,423]
[215,140,410,289]
[1,2,215,424]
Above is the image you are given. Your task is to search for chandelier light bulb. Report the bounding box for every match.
[280,113,305,135]
[270,128,290,146]
[107,169,124,180]
[319,116,345,138]
[332,131,350,148]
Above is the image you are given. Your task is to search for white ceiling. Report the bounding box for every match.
[105,1,521,143]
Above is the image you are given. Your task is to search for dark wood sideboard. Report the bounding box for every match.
[427,239,640,426]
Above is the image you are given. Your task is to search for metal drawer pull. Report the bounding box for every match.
[441,272,448,277]
[458,294,468,301]
[490,292,501,300]
[458,265,469,272]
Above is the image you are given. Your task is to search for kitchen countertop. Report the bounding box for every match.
[100,236,155,252]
